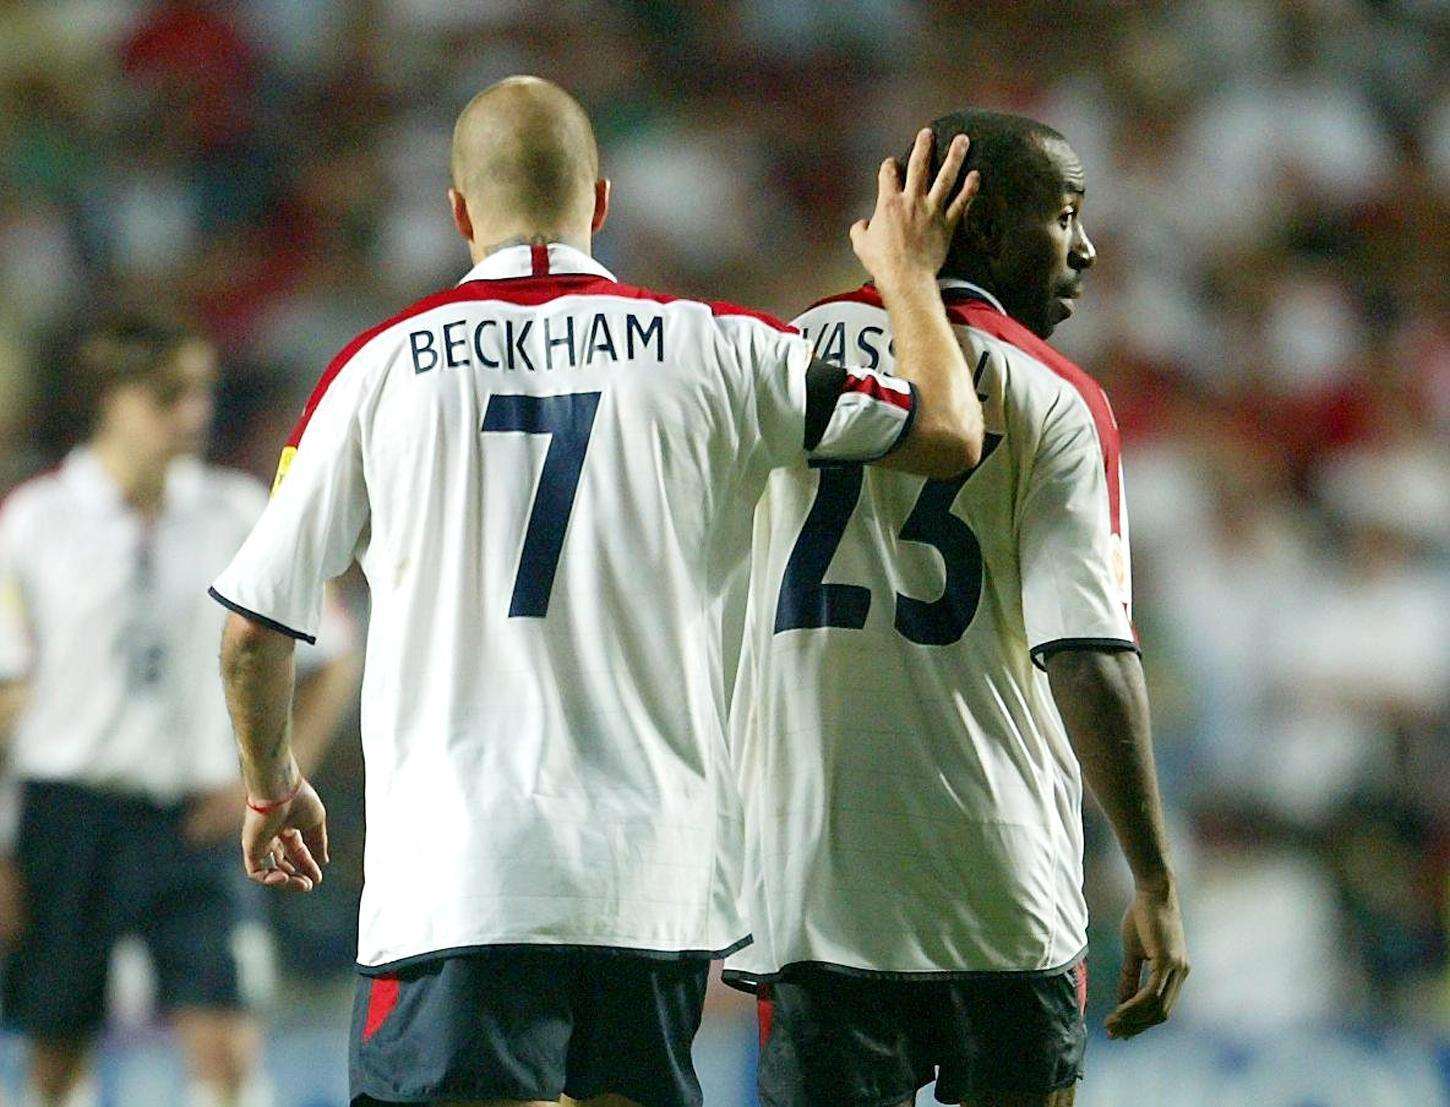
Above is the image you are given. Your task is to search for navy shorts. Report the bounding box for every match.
[757,960,1087,1106]
[1,780,244,1038]
[350,947,710,1107]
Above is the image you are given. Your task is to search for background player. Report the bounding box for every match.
[212,80,984,1107]
[0,315,358,1106]
[726,110,1190,1106]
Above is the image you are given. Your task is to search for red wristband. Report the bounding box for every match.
[247,776,303,815]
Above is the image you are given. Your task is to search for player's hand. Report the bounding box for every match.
[1106,880,1190,1039]
[183,783,247,846]
[241,778,329,893]
[0,853,26,944]
[850,128,979,291]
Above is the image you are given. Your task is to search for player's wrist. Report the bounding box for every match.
[872,263,938,302]
[1132,866,1178,898]
[243,753,303,811]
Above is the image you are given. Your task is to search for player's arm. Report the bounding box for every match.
[849,129,984,479]
[1046,648,1189,1039]
[220,613,325,892]
[1020,390,1188,1038]
[212,351,369,892]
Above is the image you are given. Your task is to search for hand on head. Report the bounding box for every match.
[849,128,980,291]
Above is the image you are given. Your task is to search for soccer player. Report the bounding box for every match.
[0,314,358,1107]
[211,78,985,1107]
[725,110,1191,1107]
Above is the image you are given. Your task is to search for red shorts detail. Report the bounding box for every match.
[362,974,400,1041]
[758,984,775,1049]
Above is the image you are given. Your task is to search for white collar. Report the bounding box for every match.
[937,278,1005,314]
[457,242,616,285]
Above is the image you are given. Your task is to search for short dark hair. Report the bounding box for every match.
[74,312,200,424]
[904,109,1067,275]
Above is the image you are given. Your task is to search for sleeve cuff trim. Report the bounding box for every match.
[881,380,920,459]
[208,587,317,645]
[1030,636,1139,671]
[808,380,920,468]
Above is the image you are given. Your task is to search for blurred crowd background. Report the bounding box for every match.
[1,0,1447,1102]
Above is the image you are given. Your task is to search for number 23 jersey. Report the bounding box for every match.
[726,282,1136,984]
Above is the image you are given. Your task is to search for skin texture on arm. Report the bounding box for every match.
[220,611,328,892]
[1046,647,1189,1038]
[850,129,985,479]
[182,649,359,845]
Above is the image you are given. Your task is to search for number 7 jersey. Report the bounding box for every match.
[725,281,1136,986]
[209,244,917,972]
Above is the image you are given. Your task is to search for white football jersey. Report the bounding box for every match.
[210,243,916,972]
[0,448,345,804]
[726,280,1135,985]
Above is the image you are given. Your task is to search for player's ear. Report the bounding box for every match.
[591,178,610,234]
[448,188,474,244]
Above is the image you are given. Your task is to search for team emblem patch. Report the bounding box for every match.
[271,446,297,496]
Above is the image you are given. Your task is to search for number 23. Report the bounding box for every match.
[774,438,1000,646]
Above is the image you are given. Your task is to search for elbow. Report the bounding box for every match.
[958,419,985,473]
[957,398,986,470]
[917,419,984,480]
[931,393,987,478]
[920,447,973,481]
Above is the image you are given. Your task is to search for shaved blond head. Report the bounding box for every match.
[451,76,600,236]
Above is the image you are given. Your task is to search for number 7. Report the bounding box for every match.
[481,392,601,618]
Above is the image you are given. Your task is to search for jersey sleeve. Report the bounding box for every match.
[729,316,916,468]
[1019,391,1136,670]
[210,359,371,644]
[0,494,34,681]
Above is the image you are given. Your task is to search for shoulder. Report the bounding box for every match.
[950,301,1117,441]
[791,285,887,330]
[287,283,493,447]
[0,465,67,528]
[0,466,73,563]
[598,280,797,336]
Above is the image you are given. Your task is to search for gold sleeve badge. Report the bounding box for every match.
[270,446,297,497]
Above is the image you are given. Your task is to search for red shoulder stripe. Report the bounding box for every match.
[599,282,797,333]
[948,300,1123,535]
[805,284,883,313]
[704,299,797,334]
